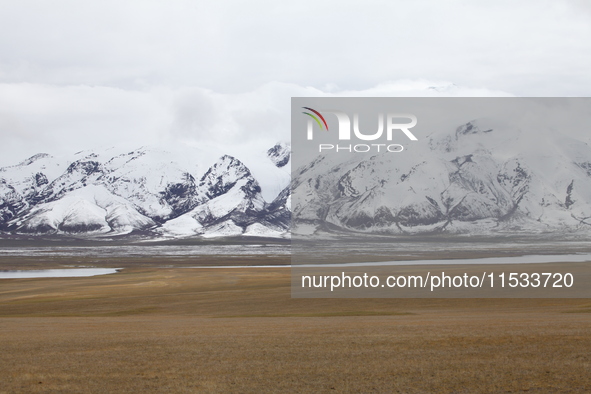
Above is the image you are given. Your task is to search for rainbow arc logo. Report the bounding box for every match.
[302,107,329,131]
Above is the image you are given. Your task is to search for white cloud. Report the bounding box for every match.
[0,80,514,166]
[0,1,589,94]
[0,83,171,165]
[0,1,590,165]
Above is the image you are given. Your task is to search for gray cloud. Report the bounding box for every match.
[0,1,590,165]
[0,1,589,94]
[0,80,514,166]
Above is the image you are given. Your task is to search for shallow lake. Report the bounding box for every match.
[0,268,121,279]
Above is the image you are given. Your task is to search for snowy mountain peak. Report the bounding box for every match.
[66,160,103,176]
[198,155,256,200]
[293,117,591,236]
[0,145,290,238]
[14,153,53,167]
[267,142,291,168]
[455,120,493,139]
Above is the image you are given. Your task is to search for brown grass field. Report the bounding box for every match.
[0,256,590,393]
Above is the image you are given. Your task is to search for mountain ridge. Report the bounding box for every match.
[0,143,291,239]
[292,119,591,237]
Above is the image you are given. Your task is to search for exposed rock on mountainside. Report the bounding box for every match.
[267,142,291,168]
[0,143,291,238]
[292,120,591,236]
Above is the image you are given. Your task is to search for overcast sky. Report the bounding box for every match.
[1,0,590,166]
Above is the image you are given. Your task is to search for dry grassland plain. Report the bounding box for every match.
[0,254,590,393]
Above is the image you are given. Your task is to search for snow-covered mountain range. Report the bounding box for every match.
[292,118,591,237]
[0,143,291,238]
[4,114,591,240]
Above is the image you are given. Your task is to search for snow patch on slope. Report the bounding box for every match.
[12,185,155,234]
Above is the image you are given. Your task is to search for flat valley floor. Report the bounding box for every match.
[0,256,590,393]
